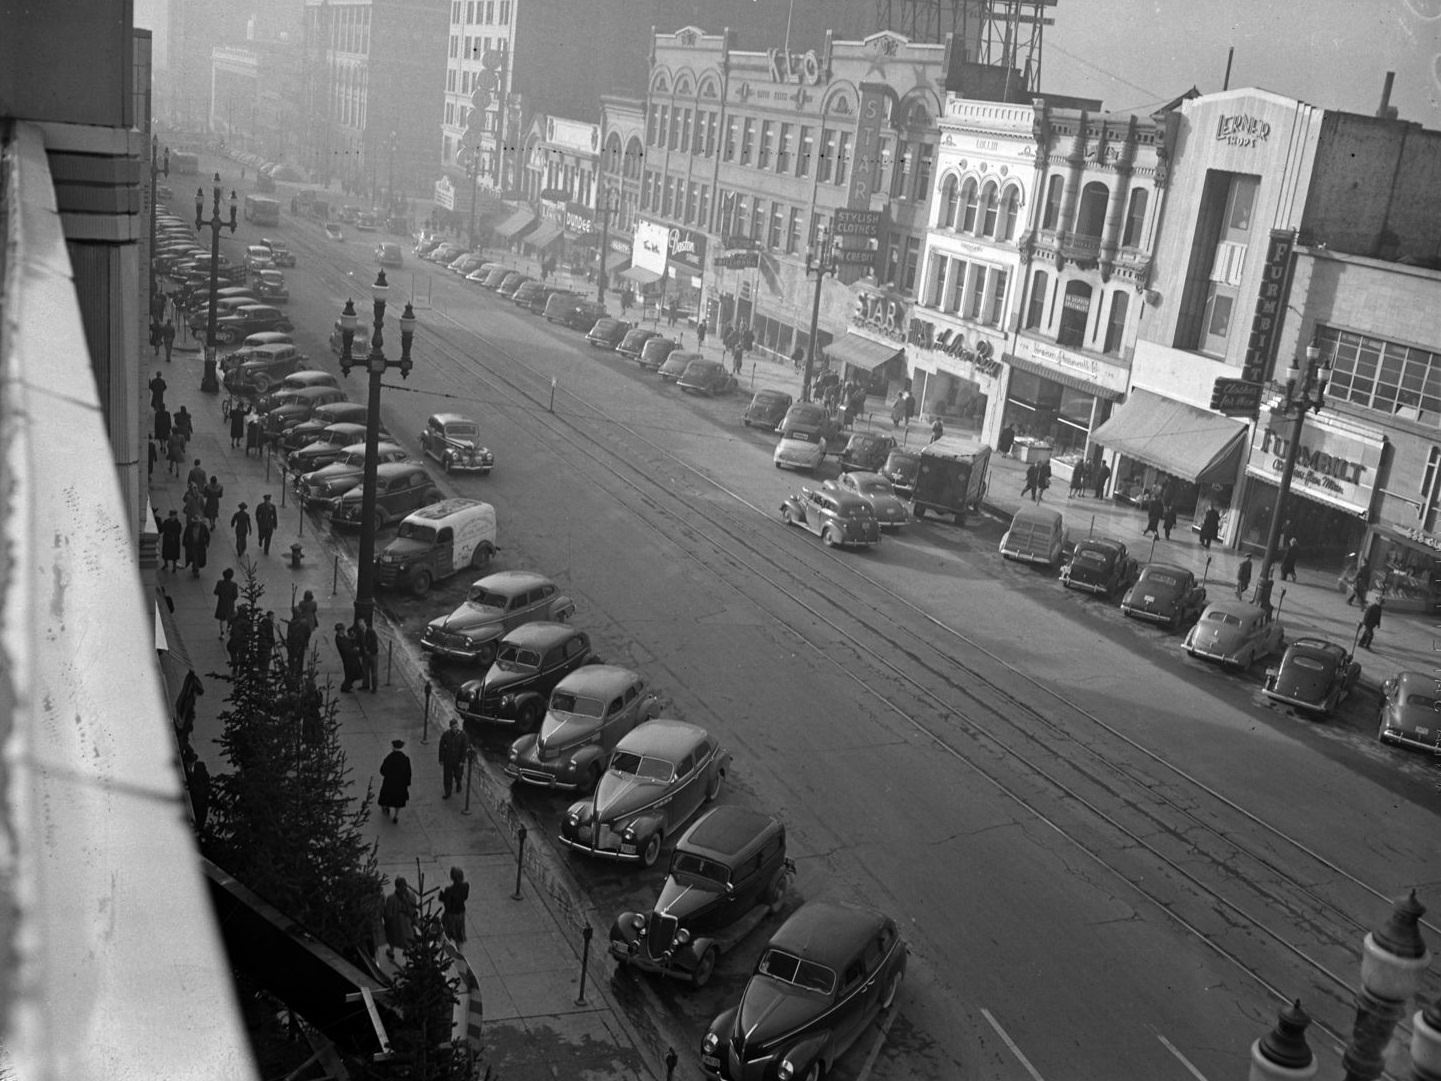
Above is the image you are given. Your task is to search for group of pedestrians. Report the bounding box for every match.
[334,618,380,692]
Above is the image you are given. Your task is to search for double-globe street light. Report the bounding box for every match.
[596,183,619,305]
[801,225,839,403]
[1250,891,1431,1081]
[195,172,238,393]
[337,271,416,627]
[1254,340,1332,613]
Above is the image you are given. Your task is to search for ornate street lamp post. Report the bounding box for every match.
[148,136,169,323]
[1250,1000,1316,1081]
[596,184,619,304]
[338,271,416,627]
[802,226,839,403]
[194,172,237,393]
[1411,996,1441,1080]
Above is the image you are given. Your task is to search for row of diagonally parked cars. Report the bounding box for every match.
[414,568,906,1080]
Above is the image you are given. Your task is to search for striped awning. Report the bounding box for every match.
[524,220,564,250]
[493,208,536,240]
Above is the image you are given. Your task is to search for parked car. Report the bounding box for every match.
[218,332,296,376]
[586,318,633,350]
[222,343,308,396]
[255,370,338,413]
[658,349,701,383]
[376,242,404,268]
[741,389,793,430]
[421,570,576,666]
[413,235,442,256]
[1263,637,1362,716]
[419,412,495,474]
[478,266,513,289]
[511,280,548,308]
[1183,600,1286,669]
[839,431,897,473]
[609,806,793,986]
[637,335,681,371]
[252,269,289,303]
[375,499,498,595]
[701,902,906,1081]
[450,254,486,276]
[267,243,296,267]
[464,263,502,284]
[546,293,606,330]
[214,304,294,344]
[1060,537,1140,597]
[281,401,375,453]
[615,327,661,359]
[186,296,257,332]
[297,443,413,512]
[285,422,371,473]
[677,358,739,396]
[355,211,379,232]
[779,487,881,549]
[329,461,442,531]
[337,205,360,224]
[454,622,598,730]
[243,244,274,272]
[999,506,1068,568]
[1120,564,1207,630]
[505,665,661,792]
[427,243,461,264]
[773,402,840,471]
[559,719,730,866]
[1377,671,1441,753]
[524,285,571,315]
[263,385,349,438]
[826,471,909,528]
[324,222,344,241]
[496,273,532,298]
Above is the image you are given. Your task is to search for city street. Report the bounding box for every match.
[173,185,1441,1081]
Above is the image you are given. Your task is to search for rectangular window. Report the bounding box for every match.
[901,236,921,293]
[988,269,1009,325]
[881,235,901,285]
[735,195,750,239]
[758,120,774,169]
[500,1,509,22]
[835,131,852,185]
[777,123,793,173]
[925,254,947,308]
[945,260,966,312]
[717,189,734,238]
[449,34,459,58]
[809,211,824,249]
[447,69,456,91]
[1423,446,1441,530]
[769,202,784,249]
[655,106,668,148]
[964,266,987,320]
[891,141,914,200]
[915,143,933,197]
[668,108,681,151]
[464,35,471,57]
[662,176,675,217]
[686,181,698,224]
[692,109,706,155]
[646,106,658,147]
[750,198,766,243]
[1103,290,1129,354]
[787,207,803,254]
[740,118,755,165]
[817,130,836,182]
[724,116,739,161]
[706,112,718,157]
[798,126,814,177]
[681,109,692,155]
[699,184,710,228]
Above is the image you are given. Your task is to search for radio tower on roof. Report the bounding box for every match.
[873,0,1055,95]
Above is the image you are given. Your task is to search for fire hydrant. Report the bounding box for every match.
[289,542,304,568]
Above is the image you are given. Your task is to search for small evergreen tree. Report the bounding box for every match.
[203,567,384,962]
[384,882,478,1081]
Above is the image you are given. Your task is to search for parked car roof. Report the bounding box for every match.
[613,718,707,762]
[553,664,644,700]
[767,901,887,970]
[497,621,579,651]
[679,805,779,863]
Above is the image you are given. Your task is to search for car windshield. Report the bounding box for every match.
[1144,571,1181,588]
[494,645,541,672]
[467,587,511,608]
[757,949,835,995]
[443,424,477,440]
[670,851,730,888]
[1290,656,1328,671]
[549,691,605,717]
[607,751,673,781]
[1405,694,1441,710]
[396,522,436,543]
[853,476,893,496]
[337,451,367,467]
[1203,611,1242,626]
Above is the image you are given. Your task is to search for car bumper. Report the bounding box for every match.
[557,831,642,861]
[1379,727,1441,752]
[329,510,364,529]
[1120,605,1175,624]
[374,564,417,589]
[1000,546,1054,565]
[443,460,493,473]
[419,635,489,662]
[1186,644,1240,664]
[503,762,586,790]
[1263,688,1330,712]
[1062,577,1110,594]
[609,938,698,979]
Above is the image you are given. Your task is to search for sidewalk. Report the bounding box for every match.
[150,361,660,1080]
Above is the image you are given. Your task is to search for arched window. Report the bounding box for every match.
[1075,181,1109,238]
[1026,270,1048,329]
[1041,174,1063,230]
[1057,280,1092,347]
[999,186,1022,240]
[960,179,979,232]
[979,182,1000,236]
[623,136,645,180]
[1122,187,1149,247]
[938,175,958,229]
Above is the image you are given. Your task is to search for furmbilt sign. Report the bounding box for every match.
[1234,229,1295,417]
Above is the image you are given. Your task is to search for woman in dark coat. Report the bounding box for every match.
[378,740,412,823]
[213,568,239,637]
[440,867,470,944]
[159,510,183,572]
[182,517,211,578]
[997,424,1016,456]
[1199,506,1221,550]
[202,477,224,532]
[335,622,363,691]
[1143,494,1164,536]
[229,403,248,448]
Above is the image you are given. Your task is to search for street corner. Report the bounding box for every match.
[479,1010,652,1081]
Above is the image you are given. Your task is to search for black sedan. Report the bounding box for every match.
[586,318,632,350]
[742,389,792,430]
[1120,564,1207,630]
[1378,671,1441,753]
[1061,537,1140,596]
[454,622,598,731]
[1264,637,1362,716]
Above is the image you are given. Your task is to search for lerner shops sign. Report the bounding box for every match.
[1245,412,1384,515]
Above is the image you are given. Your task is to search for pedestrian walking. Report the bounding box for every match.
[213,568,239,636]
[890,392,907,429]
[255,493,278,555]
[159,509,183,573]
[358,618,379,692]
[182,516,211,578]
[186,458,207,491]
[1280,538,1300,581]
[1021,462,1041,502]
[154,405,172,444]
[285,613,312,681]
[997,424,1016,457]
[335,623,363,692]
[1199,506,1221,550]
[148,371,168,412]
[202,477,224,532]
[167,431,186,476]
[173,405,193,442]
[1036,459,1052,501]
[1358,597,1384,650]
[148,436,158,478]
[440,867,470,944]
[377,739,412,824]
[1162,502,1178,541]
[741,325,755,354]
[929,418,945,444]
[1093,459,1112,500]
[731,341,743,375]
[187,760,210,833]
[1235,553,1254,600]
[666,297,679,327]
[226,608,251,670]
[439,718,469,799]
[230,502,252,556]
[696,321,707,350]
[791,345,805,372]
[1143,494,1164,536]
[382,876,417,960]
[903,391,917,428]
[256,610,276,665]
[183,482,204,522]
[246,416,264,457]
[161,319,176,363]
[228,402,247,449]
[150,318,161,356]
[1069,460,1089,497]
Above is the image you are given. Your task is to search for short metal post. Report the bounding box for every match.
[576,925,593,1005]
[1201,555,1213,588]
[461,749,473,815]
[512,826,527,900]
[280,472,287,507]
[421,680,432,743]
[385,640,393,686]
[549,377,556,414]
[265,450,271,482]
[1089,515,1095,539]
[290,583,298,610]
[1148,535,1157,563]
[332,554,339,596]
[298,496,304,537]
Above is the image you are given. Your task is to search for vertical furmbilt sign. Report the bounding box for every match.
[1239,229,1295,401]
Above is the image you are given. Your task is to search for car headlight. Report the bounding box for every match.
[675,928,691,945]
[500,693,516,710]
[778,1061,796,1081]
[630,914,645,932]
[702,1033,720,1055]
[566,812,580,826]
[507,746,519,762]
[623,825,637,841]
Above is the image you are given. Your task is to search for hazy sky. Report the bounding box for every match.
[1044,0,1440,124]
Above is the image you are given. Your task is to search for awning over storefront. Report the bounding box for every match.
[824,332,903,373]
[524,220,564,250]
[620,265,662,285]
[493,208,536,241]
[1091,389,1247,483]
[1005,353,1124,401]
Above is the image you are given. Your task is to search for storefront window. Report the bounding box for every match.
[1238,478,1366,563]
[1367,531,1441,612]
[1001,368,1101,456]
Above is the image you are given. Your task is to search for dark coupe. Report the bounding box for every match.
[454,622,598,731]
[741,389,792,430]
[1060,537,1140,596]
[1120,563,1207,629]
[838,431,897,473]
[1378,671,1441,753]
[1264,637,1362,716]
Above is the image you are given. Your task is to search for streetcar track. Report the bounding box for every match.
[294,240,1430,1066]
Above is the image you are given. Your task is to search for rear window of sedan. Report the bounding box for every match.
[836,503,873,520]
[1202,611,1242,626]
[1290,656,1328,671]
[1144,571,1181,587]
[609,751,673,781]
[758,949,835,995]
[1405,693,1441,709]
[1075,549,1111,566]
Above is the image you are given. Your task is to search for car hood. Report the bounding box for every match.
[537,712,601,754]
[654,877,724,921]
[735,978,820,1050]
[592,772,668,823]
[430,602,505,633]
[303,465,361,490]
[477,664,537,697]
[746,403,788,423]
[1272,661,1334,704]
[291,443,340,465]
[378,537,428,562]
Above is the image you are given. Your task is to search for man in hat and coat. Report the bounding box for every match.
[231,502,252,556]
[378,739,412,823]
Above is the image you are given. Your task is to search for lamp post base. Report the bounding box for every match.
[200,349,220,393]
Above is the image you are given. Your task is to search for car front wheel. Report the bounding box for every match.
[640,832,663,869]
[410,570,433,597]
[781,506,794,526]
[822,527,840,548]
[517,700,543,733]
[692,946,718,989]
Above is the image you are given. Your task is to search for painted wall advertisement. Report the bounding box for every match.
[1244,409,1384,515]
[667,226,707,275]
[632,219,669,277]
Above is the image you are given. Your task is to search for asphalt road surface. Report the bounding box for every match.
[213,205,1441,1081]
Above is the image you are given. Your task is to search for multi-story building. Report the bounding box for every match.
[595,94,648,281]
[211,40,303,163]
[519,114,603,265]
[637,26,972,385]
